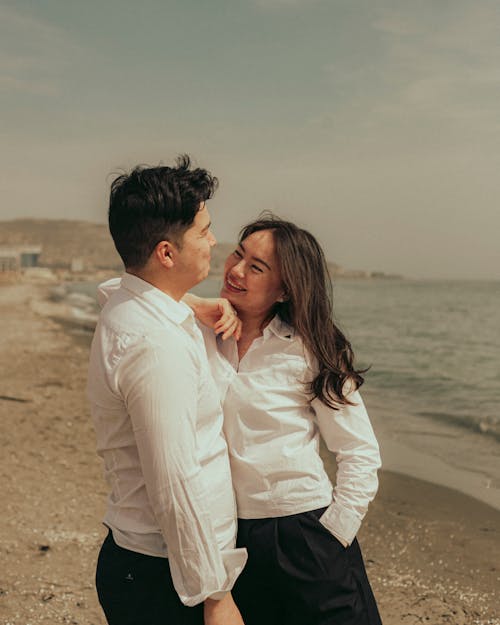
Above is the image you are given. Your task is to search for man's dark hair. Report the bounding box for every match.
[108,154,218,269]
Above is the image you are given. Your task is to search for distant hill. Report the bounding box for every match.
[0,219,122,271]
[0,219,234,276]
[0,218,397,278]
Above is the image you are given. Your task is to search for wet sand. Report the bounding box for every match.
[0,282,499,625]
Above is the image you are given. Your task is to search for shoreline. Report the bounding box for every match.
[1,281,499,624]
[362,387,500,514]
[371,431,500,511]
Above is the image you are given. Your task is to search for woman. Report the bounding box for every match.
[191,214,382,625]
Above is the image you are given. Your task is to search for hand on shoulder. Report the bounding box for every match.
[183,294,242,341]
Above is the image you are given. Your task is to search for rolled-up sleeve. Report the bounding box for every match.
[312,390,381,546]
[119,339,247,606]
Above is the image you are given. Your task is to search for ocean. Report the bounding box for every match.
[331,279,500,510]
[68,277,500,509]
[334,279,500,439]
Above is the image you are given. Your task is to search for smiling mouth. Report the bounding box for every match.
[224,276,246,293]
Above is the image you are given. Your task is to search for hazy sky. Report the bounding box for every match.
[1,0,499,279]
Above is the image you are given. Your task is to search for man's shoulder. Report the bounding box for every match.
[102,292,181,337]
[103,298,201,362]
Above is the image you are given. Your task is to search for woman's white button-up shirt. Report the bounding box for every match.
[200,316,381,547]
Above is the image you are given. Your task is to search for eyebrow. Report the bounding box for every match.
[239,243,272,271]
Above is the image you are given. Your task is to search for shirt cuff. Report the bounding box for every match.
[205,547,248,602]
[318,501,362,547]
[207,591,229,601]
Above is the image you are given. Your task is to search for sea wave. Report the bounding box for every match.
[48,283,98,331]
[417,410,500,443]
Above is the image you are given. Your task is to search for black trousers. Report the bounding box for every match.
[232,508,382,625]
[96,529,203,625]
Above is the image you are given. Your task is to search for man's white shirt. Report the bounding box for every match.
[87,273,246,607]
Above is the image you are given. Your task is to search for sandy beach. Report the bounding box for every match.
[1,281,499,625]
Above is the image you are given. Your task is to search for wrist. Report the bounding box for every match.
[182,292,203,311]
[205,591,229,603]
[204,593,229,613]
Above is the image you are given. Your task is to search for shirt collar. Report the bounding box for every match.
[121,272,194,327]
[263,315,295,342]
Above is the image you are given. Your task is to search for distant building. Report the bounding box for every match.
[0,251,17,272]
[0,245,42,273]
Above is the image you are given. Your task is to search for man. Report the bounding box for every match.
[87,156,247,625]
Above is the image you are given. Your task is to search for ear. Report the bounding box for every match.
[277,292,288,303]
[154,240,176,269]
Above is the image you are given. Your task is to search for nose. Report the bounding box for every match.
[232,258,245,277]
[208,230,217,246]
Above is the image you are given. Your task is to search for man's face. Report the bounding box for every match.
[174,203,216,289]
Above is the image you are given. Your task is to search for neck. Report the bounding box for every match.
[236,309,274,338]
[127,267,186,302]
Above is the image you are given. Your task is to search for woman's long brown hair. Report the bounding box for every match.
[239,214,366,409]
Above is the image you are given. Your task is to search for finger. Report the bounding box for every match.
[214,316,234,334]
[216,301,236,324]
[220,317,238,340]
[221,317,239,340]
[214,310,238,334]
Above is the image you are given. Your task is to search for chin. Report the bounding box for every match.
[220,286,237,304]
[194,269,209,286]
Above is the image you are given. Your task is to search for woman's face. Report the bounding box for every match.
[220,229,285,319]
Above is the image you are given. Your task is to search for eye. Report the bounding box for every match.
[251,264,263,273]
[233,249,243,259]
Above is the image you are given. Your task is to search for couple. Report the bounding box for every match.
[87,155,382,625]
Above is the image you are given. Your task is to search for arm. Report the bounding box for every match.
[204,595,245,625]
[312,390,381,546]
[119,340,247,609]
[97,282,241,341]
[182,293,242,341]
